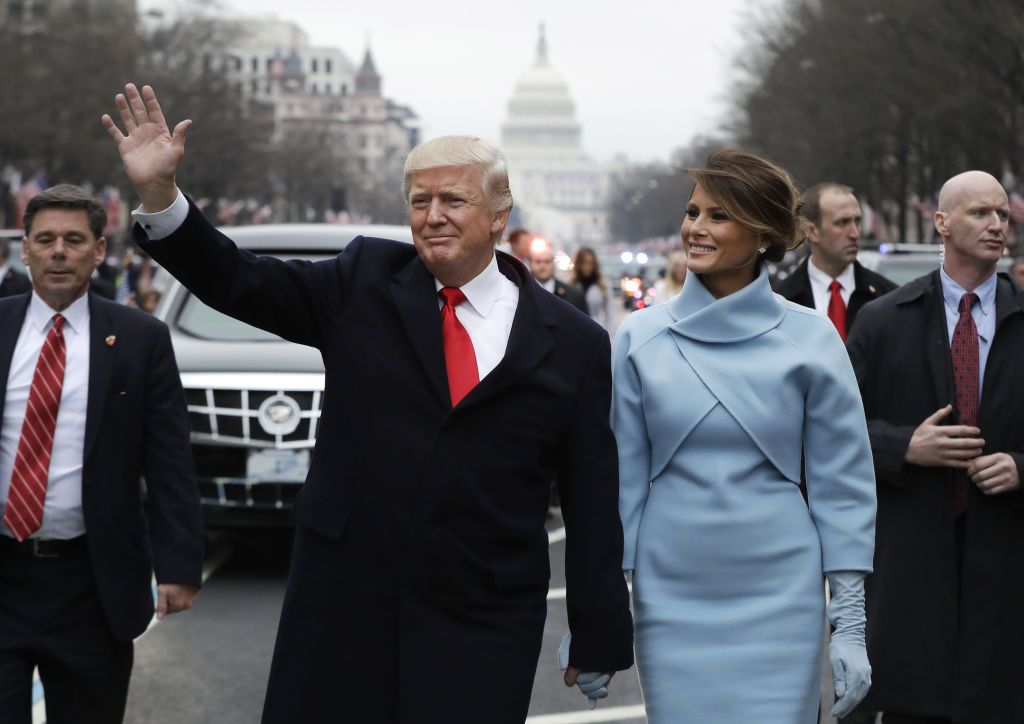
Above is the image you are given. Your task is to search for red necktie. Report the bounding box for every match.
[951,293,979,515]
[827,280,847,341]
[4,314,67,541]
[439,288,479,407]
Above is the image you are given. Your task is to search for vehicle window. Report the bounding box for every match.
[176,293,282,342]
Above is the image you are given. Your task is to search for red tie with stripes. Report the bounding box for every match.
[439,288,479,407]
[4,314,67,541]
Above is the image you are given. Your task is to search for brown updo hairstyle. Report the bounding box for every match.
[685,149,805,264]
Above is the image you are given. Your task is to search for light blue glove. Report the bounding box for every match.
[558,632,611,709]
[827,570,872,719]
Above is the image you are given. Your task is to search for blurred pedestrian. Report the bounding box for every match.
[773,182,897,339]
[572,246,614,330]
[0,184,202,724]
[1010,256,1024,287]
[847,171,1024,723]
[137,288,161,314]
[651,250,687,304]
[614,149,876,723]
[103,83,632,723]
[0,236,31,297]
[530,240,587,314]
[505,227,533,265]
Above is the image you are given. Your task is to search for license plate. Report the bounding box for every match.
[246,449,311,483]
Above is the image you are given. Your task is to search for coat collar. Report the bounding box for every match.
[388,250,556,412]
[668,264,785,343]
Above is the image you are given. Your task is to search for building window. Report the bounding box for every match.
[251,79,258,93]
[311,83,318,94]
[8,1,24,20]
[266,58,273,72]
[325,83,331,95]
[31,0,48,19]
[252,56,259,72]
[312,58,318,73]
[341,84,348,96]
[326,59,333,73]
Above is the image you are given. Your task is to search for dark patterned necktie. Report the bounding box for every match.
[950,293,979,515]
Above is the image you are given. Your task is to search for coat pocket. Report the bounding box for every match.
[295,489,349,540]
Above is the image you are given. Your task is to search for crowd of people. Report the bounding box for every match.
[0,81,1022,724]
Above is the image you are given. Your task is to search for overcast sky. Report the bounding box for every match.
[152,0,775,163]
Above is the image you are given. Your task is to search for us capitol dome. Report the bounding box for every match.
[501,24,611,245]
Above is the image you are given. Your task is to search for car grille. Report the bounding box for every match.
[183,387,322,449]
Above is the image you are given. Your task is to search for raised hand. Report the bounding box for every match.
[101,83,190,212]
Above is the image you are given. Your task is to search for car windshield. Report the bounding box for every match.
[176,294,282,342]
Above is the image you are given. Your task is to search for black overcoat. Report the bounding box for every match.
[846,269,1024,722]
[137,200,633,724]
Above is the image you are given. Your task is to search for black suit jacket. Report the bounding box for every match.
[847,271,1024,721]
[0,292,202,641]
[0,268,31,298]
[137,199,633,722]
[551,279,589,315]
[772,258,898,331]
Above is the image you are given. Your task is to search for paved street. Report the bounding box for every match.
[28,512,847,723]
[116,517,647,724]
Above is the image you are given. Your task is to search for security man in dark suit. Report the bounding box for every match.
[529,239,589,315]
[0,238,31,298]
[848,171,1024,723]
[103,83,632,723]
[0,185,203,724]
[773,182,897,339]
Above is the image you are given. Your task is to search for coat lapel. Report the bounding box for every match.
[980,274,1024,422]
[388,255,451,408]
[919,271,956,410]
[0,294,31,417]
[84,294,117,462]
[789,261,816,310]
[848,261,882,327]
[459,254,554,410]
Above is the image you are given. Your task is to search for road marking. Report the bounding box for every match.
[548,526,566,544]
[32,541,233,723]
[525,704,647,723]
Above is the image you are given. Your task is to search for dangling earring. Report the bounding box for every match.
[757,247,766,255]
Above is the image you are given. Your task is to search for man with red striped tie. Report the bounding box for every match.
[0,184,202,724]
[773,182,897,340]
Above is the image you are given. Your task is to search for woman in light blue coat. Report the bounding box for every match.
[613,150,876,723]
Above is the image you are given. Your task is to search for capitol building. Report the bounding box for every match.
[502,26,613,246]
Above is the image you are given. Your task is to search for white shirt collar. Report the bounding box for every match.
[28,290,90,336]
[0,263,9,280]
[807,256,856,292]
[434,254,504,318]
[538,278,556,293]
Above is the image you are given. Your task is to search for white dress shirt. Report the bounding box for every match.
[940,265,996,398]
[434,256,519,380]
[133,189,520,380]
[538,278,556,294]
[807,257,856,314]
[0,292,90,539]
[0,262,10,281]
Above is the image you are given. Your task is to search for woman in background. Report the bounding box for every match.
[572,247,614,331]
[612,149,876,722]
[652,250,687,305]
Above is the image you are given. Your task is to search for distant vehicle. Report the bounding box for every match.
[2,230,25,273]
[858,243,1012,286]
[152,223,413,527]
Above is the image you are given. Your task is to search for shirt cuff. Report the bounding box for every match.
[131,189,188,240]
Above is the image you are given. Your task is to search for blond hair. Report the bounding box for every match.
[403,135,513,213]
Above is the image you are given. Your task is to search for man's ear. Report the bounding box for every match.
[491,207,511,236]
[934,211,949,240]
[805,222,820,245]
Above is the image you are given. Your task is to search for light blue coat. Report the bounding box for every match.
[612,266,876,722]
